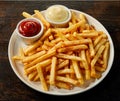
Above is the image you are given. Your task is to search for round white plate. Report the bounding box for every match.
[8,9,114,96]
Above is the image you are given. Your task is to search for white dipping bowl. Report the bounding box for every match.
[16,17,44,45]
[45,4,72,28]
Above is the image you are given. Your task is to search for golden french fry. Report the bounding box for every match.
[56,81,71,90]
[56,53,83,61]
[72,60,84,84]
[12,56,22,60]
[22,50,46,63]
[33,74,39,81]
[56,76,78,85]
[24,40,42,55]
[71,11,77,24]
[89,38,95,57]
[36,64,48,91]
[40,28,51,41]
[57,60,69,70]
[80,50,90,80]
[54,28,68,41]
[22,11,33,18]
[94,38,107,53]
[63,21,85,34]
[34,10,50,28]
[94,34,103,47]
[62,39,91,47]
[91,45,105,77]
[75,31,98,38]
[57,68,74,75]
[50,57,57,85]
[12,47,24,60]
[25,50,56,69]
[25,59,51,75]
[57,45,88,53]
[103,42,110,70]
[28,70,37,81]
[49,35,54,41]
[79,13,87,24]
[95,65,105,72]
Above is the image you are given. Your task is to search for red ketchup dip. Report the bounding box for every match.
[18,20,41,37]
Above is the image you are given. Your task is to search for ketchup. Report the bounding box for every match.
[18,20,41,37]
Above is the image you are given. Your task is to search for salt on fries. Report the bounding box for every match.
[13,10,110,91]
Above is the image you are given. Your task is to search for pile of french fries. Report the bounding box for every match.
[13,10,110,91]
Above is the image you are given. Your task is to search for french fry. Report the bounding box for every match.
[25,59,51,75]
[22,50,46,63]
[40,28,52,41]
[56,81,71,90]
[57,60,69,70]
[22,11,33,18]
[79,13,87,24]
[91,45,105,77]
[72,60,84,84]
[75,31,98,38]
[34,10,50,28]
[28,70,38,81]
[12,47,24,60]
[57,45,88,53]
[24,40,42,55]
[56,53,83,61]
[80,50,90,80]
[62,39,91,47]
[54,28,68,41]
[57,68,74,75]
[25,50,56,69]
[50,57,57,85]
[37,64,48,91]
[103,42,110,70]
[56,76,78,85]
[94,38,107,53]
[94,34,103,47]
[89,38,95,57]
[63,21,85,34]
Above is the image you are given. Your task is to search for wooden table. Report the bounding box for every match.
[0,1,120,100]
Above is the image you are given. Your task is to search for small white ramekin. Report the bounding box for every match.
[16,17,44,45]
[45,4,72,28]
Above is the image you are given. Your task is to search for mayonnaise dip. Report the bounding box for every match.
[45,5,69,22]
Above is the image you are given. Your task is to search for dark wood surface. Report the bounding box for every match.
[0,1,120,101]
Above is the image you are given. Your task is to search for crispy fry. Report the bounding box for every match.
[56,76,78,85]
[22,12,33,18]
[72,60,84,84]
[56,81,71,90]
[34,10,50,28]
[24,40,42,55]
[50,57,57,85]
[37,64,48,91]
[22,50,46,63]
[80,50,90,80]
[25,50,56,69]
[25,59,51,75]
[103,42,110,70]
[40,28,52,41]
[56,53,83,61]
[57,45,88,53]
[91,45,105,77]
[57,68,74,75]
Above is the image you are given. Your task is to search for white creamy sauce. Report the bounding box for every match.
[46,5,69,22]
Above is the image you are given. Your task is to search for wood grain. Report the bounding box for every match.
[0,1,120,101]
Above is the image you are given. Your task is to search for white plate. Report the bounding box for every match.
[8,9,114,96]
